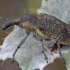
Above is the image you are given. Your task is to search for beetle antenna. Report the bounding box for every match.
[0,17,8,20]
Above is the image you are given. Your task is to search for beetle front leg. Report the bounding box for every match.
[11,34,29,64]
[56,41,65,64]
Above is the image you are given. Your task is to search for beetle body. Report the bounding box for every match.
[2,13,70,45]
[2,13,70,64]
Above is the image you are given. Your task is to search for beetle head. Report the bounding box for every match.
[2,17,23,30]
[2,13,37,31]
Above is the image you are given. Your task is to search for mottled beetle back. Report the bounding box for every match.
[36,13,70,45]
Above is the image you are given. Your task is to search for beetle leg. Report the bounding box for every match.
[51,43,63,52]
[56,41,65,64]
[11,34,29,64]
[33,32,43,41]
[44,45,53,55]
[33,33,52,54]
[42,41,48,63]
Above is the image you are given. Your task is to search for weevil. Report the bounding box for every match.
[2,13,70,64]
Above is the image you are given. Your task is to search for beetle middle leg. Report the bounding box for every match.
[11,34,29,64]
[56,41,65,64]
[33,32,52,53]
[42,40,48,63]
[33,33,53,62]
[33,33,48,62]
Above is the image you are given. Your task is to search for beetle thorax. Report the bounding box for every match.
[22,22,36,33]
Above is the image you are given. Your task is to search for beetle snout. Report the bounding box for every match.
[2,18,22,30]
[2,21,13,30]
